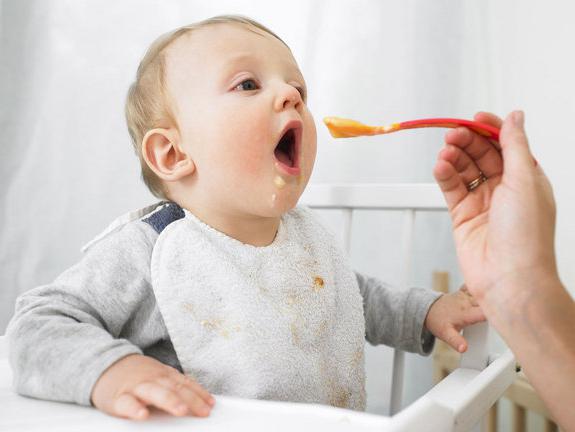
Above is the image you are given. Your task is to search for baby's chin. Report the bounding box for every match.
[259,187,303,217]
[236,171,309,217]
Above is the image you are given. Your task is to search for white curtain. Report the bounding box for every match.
[2,0,575,419]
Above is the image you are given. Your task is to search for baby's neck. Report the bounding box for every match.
[177,202,281,247]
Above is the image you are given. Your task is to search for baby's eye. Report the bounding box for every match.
[235,79,259,92]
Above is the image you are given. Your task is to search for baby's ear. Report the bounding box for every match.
[141,128,195,181]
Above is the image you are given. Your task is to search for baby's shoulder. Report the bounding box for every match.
[81,202,181,257]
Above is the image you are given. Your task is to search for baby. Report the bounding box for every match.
[7,15,485,421]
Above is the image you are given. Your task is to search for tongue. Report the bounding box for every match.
[275,150,292,166]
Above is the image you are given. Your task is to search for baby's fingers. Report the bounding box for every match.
[132,382,189,417]
[114,392,149,420]
[465,305,486,324]
[441,327,468,353]
[171,373,215,406]
[175,385,212,417]
[158,377,213,417]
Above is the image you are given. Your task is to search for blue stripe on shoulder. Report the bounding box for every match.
[142,202,185,234]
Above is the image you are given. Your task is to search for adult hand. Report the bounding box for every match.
[433,111,559,308]
[434,111,575,430]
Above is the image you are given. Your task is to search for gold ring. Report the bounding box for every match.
[467,172,488,192]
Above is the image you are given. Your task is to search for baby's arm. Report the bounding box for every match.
[356,272,441,355]
[7,223,158,406]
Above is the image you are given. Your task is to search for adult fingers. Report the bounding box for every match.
[444,127,503,178]
[439,144,483,185]
[474,111,503,151]
[474,111,503,129]
[114,392,149,420]
[434,143,491,213]
[132,381,189,417]
[433,158,468,212]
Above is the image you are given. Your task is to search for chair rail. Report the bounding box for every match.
[300,183,447,210]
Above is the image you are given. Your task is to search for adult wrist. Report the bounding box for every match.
[482,269,565,326]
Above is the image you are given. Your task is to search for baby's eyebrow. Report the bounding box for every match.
[221,53,306,86]
[218,54,256,86]
[225,53,255,66]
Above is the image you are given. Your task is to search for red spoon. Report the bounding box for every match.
[323,117,500,142]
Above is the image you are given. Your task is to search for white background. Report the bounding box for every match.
[1,0,574,427]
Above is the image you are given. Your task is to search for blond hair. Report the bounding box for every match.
[125,15,287,198]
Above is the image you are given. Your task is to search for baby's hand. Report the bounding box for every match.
[91,354,215,420]
[425,285,486,353]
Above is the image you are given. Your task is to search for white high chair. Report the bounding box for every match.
[0,183,516,431]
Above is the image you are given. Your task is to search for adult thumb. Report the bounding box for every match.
[499,111,535,175]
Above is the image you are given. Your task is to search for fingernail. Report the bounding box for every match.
[458,344,466,352]
[199,404,211,416]
[208,396,216,406]
[512,110,524,127]
[136,408,148,419]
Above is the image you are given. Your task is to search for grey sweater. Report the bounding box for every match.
[7,204,440,407]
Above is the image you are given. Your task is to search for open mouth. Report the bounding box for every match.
[274,122,301,175]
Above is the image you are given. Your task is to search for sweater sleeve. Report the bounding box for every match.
[6,221,158,406]
[355,272,441,355]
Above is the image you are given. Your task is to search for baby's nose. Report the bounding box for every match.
[274,84,302,112]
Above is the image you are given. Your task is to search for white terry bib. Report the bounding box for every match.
[150,207,366,410]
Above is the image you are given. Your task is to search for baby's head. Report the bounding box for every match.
[125,15,317,218]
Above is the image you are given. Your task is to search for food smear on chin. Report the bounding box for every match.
[274,175,286,189]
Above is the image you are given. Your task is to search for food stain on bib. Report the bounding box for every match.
[316,319,328,338]
[313,276,325,292]
[183,302,242,339]
[182,302,195,313]
[331,388,352,409]
[286,294,298,305]
[200,318,241,339]
[290,322,301,346]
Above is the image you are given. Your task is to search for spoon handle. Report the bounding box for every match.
[397,118,500,141]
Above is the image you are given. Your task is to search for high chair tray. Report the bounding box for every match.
[0,351,515,432]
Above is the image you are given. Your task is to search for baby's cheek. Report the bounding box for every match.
[222,130,269,176]
[218,157,261,187]
[235,151,268,179]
